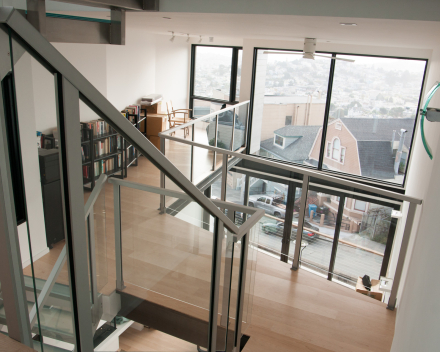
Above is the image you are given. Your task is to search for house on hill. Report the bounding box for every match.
[260,117,415,182]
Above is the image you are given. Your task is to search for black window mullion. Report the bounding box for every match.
[327,195,345,281]
[189,44,197,117]
[280,181,296,263]
[380,215,399,278]
[318,54,336,170]
[230,48,239,103]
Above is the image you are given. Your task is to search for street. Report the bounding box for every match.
[212,181,386,284]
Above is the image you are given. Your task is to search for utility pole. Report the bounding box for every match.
[394,129,407,175]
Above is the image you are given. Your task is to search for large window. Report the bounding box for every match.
[190,45,243,118]
[251,49,427,187]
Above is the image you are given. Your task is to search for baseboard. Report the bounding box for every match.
[22,246,50,268]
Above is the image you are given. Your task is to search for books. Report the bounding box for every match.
[93,157,120,177]
[82,119,115,137]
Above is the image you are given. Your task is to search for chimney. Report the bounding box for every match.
[373,115,378,133]
[391,130,396,153]
[394,129,407,175]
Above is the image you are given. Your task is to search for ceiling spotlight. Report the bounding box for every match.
[170,31,175,42]
[163,17,171,20]
[186,34,190,42]
[340,22,357,26]
[198,35,202,43]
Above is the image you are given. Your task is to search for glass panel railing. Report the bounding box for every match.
[109,176,262,351]
[119,184,215,322]
[233,104,247,151]
[294,191,340,276]
[8,29,78,350]
[0,279,8,336]
[333,199,393,287]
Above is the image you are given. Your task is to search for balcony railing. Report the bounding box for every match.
[159,101,422,312]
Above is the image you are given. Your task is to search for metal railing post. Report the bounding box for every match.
[327,196,345,281]
[208,217,224,352]
[221,153,229,202]
[56,75,95,351]
[280,182,296,263]
[291,175,309,270]
[113,183,125,290]
[191,124,195,182]
[87,208,102,332]
[387,202,417,310]
[212,115,219,171]
[230,108,236,155]
[234,232,249,350]
[160,136,165,213]
[220,210,235,328]
[244,104,249,151]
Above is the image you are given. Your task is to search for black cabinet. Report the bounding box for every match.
[38,149,64,248]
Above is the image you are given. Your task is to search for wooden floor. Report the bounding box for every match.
[24,128,396,351]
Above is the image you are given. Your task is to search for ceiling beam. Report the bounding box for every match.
[54,0,159,11]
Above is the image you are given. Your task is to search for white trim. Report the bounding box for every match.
[326,140,331,158]
[22,247,50,268]
[340,146,346,165]
[307,126,323,159]
[273,134,285,149]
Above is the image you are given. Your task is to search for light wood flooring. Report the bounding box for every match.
[23,129,396,351]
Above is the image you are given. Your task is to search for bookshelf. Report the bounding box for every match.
[81,120,124,191]
[122,105,146,177]
[80,105,152,190]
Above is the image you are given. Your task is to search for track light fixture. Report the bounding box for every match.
[170,31,175,42]
[198,35,202,43]
[186,34,190,42]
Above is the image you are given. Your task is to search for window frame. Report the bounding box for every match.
[332,137,341,161]
[274,134,284,148]
[354,200,367,212]
[247,47,428,191]
[189,44,243,118]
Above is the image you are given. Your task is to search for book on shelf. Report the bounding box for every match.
[83,165,89,179]
[83,119,115,137]
[94,135,121,157]
[94,157,118,177]
[81,144,91,162]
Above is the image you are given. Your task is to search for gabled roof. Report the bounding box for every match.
[260,125,321,163]
[339,118,415,148]
[357,140,395,179]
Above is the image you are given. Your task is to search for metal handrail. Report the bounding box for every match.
[165,100,250,136]
[108,177,265,239]
[0,6,239,235]
[160,110,422,205]
[84,174,107,219]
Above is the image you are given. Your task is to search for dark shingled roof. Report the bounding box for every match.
[339,117,414,148]
[260,125,321,163]
[339,117,414,180]
[259,118,415,180]
[357,141,395,179]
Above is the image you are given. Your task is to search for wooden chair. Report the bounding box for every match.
[166,102,191,138]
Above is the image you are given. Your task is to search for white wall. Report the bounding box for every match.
[106,21,156,111]
[14,53,49,266]
[390,48,440,352]
[154,35,190,111]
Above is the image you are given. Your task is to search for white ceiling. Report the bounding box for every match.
[129,12,440,50]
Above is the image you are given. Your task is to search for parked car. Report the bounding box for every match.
[260,218,319,241]
[248,194,286,218]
